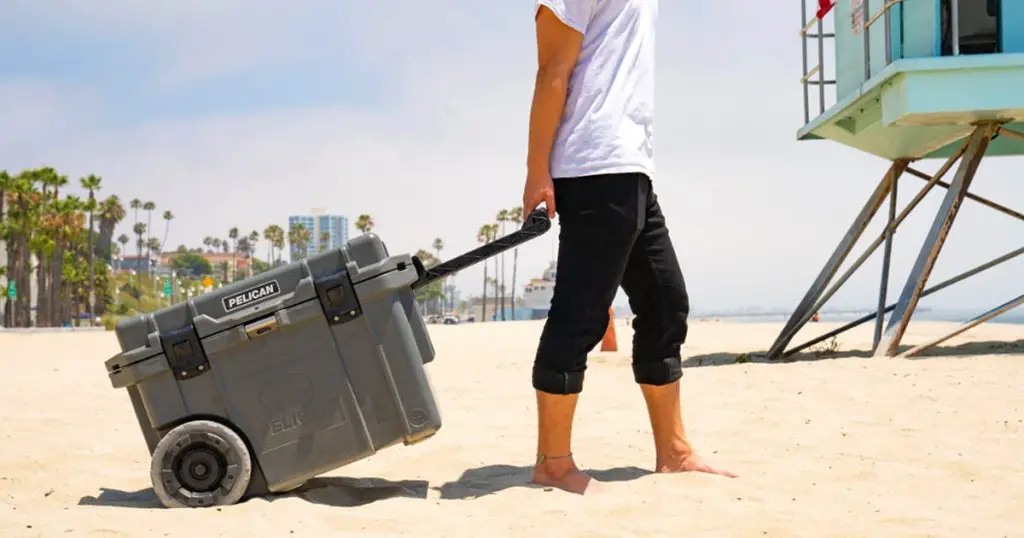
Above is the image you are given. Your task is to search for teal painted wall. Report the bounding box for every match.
[835,0,906,102]
[835,0,863,100]
[1003,1,1024,53]
[901,0,940,58]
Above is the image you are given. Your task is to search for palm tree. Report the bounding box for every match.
[508,206,523,321]
[146,238,161,256]
[262,224,285,266]
[319,231,330,253]
[143,200,156,261]
[355,214,374,234]
[271,225,285,265]
[247,230,259,277]
[161,210,174,261]
[496,209,510,320]
[432,237,444,312]
[486,223,499,320]
[0,171,8,326]
[2,170,45,327]
[228,227,239,281]
[78,174,102,321]
[132,222,146,308]
[288,223,311,261]
[147,237,162,300]
[262,225,277,265]
[129,198,142,304]
[0,170,11,327]
[97,195,125,263]
[80,174,102,321]
[476,224,494,321]
[117,233,129,272]
[44,170,70,326]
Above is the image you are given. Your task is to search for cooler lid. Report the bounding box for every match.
[104,327,165,374]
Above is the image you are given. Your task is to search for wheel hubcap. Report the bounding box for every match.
[175,445,226,492]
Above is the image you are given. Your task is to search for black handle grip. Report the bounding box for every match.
[411,208,552,290]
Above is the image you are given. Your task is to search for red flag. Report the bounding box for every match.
[816,0,835,19]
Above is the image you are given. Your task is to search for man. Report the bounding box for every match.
[522,0,736,494]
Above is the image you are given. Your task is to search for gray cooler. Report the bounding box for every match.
[103,209,551,509]
[104,234,441,508]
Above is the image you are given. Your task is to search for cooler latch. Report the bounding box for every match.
[159,325,210,380]
[315,270,362,325]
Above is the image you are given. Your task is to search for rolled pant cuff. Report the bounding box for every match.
[532,365,585,395]
[632,357,683,386]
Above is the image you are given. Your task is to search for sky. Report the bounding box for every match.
[1,0,1021,315]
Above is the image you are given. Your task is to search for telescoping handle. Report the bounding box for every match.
[410,208,552,290]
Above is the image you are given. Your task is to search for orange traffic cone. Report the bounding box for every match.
[601,306,618,352]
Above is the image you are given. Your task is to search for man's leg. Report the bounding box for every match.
[531,173,642,494]
[620,177,736,477]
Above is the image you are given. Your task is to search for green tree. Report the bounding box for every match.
[288,223,311,261]
[170,252,213,277]
[413,249,445,314]
[355,214,374,234]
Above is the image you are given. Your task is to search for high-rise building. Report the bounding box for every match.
[287,208,349,262]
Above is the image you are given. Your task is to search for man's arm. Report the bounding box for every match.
[526,6,586,175]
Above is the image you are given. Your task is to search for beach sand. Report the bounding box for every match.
[1,319,1022,537]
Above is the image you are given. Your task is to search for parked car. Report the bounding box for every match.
[443,314,461,325]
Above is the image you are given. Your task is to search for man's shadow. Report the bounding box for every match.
[436,464,651,500]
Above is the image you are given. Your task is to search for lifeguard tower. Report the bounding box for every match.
[768,0,1024,359]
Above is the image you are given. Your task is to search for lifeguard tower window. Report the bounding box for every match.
[941,0,1001,55]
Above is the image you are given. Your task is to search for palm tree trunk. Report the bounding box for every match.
[5,238,18,327]
[51,245,63,326]
[2,241,12,328]
[87,201,95,322]
[145,211,153,300]
[499,225,506,321]
[481,265,488,322]
[18,232,30,327]
[136,236,142,310]
[37,251,50,327]
[511,248,518,321]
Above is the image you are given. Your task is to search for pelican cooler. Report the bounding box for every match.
[103,209,552,508]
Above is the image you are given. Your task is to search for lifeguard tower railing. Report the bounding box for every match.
[770,0,1024,359]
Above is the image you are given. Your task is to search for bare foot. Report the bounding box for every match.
[531,456,601,494]
[657,448,737,478]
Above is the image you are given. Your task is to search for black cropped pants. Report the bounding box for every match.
[532,172,690,395]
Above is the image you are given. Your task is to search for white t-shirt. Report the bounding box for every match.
[535,0,657,179]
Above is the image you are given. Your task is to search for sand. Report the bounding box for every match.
[0,319,1022,537]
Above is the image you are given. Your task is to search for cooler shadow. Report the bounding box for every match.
[271,476,429,507]
[437,464,650,500]
[683,339,1024,368]
[77,476,429,510]
[78,487,163,509]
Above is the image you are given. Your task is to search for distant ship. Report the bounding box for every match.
[522,261,556,320]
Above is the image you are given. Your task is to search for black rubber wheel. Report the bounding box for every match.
[150,420,252,509]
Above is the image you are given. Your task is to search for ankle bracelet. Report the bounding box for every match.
[536,452,573,465]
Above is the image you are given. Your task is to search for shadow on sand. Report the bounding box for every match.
[684,339,1024,368]
[78,465,652,509]
[77,476,430,510]
[436,464,651,500]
